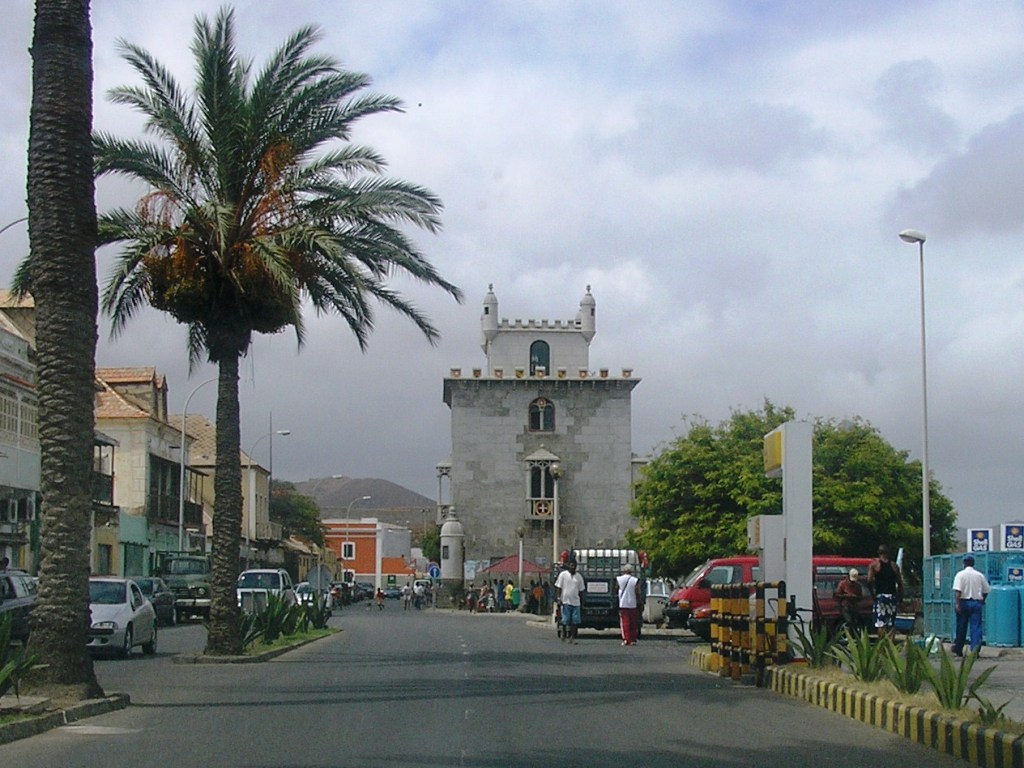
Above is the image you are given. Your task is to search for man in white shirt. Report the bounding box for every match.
[555,560,585,644]
[952,554,991,656]
[616,563,641,646]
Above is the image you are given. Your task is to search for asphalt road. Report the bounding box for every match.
[0,607,970,767]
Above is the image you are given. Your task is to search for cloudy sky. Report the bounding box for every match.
[0,1,1022,531]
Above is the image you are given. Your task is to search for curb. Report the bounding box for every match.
[0,693,129,746]
[687,646,1024,768]
[767,667,1024,768]
[173,629,336,664]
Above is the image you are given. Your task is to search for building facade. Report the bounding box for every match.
[441,286,640,570]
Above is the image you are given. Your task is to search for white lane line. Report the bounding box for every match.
[59,725,140,736]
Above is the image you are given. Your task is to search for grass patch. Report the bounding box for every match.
[244,627,333,656]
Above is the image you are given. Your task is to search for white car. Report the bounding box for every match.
[88,577,158,657]
[237,568,297,612]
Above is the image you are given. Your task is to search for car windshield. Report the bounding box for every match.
[90,581,127,605]
[238,573,280,590]
[164,558,209,575]
[135,579,155,594]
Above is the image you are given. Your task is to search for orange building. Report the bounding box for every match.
[322,518,415,588]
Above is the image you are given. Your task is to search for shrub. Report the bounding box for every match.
[921,646,993,710]
[830,628,888,682]
[792,622,836,668]
[0,612,45,698]
[882,636,933,695]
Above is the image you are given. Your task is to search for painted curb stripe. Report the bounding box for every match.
[762,667,1024,768]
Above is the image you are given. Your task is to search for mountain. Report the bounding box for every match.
[294,476,435,521]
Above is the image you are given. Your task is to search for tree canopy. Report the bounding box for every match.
[626,401,956,583]
[94,8,461,654]
[270,481,325,546]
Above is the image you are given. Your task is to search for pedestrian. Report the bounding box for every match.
[867,545,904,634]
[834,568,865,632]
[496,579,506,612]
[555,559,586,644]
[952,554,991,656]
[504,580,514,611]
[0,556,8,571]
[531,581,544,615]
[511,582,521,611]
[375,587,385,610]
[402,582,413,610]
[414,581,426,609]
[616,563,641,646]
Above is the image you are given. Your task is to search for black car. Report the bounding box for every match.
[135,576,177,626]
[0,569,37,643]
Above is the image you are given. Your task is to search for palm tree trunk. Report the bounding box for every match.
[205,351,244,655]
[25,0,102,695]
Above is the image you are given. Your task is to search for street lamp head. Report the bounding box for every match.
[899,229,926,244]
[361,495,371,501]
[276,429,291,436]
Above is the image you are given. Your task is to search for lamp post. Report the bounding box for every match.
[550,462,562,566]
[246,428,290,567]
[347,494,371,517]
[899,229,931,562]
[178,377,216,552]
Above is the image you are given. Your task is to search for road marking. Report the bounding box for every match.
[59,725,140,736]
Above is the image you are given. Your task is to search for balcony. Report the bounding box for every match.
[255,521,283,542]
[92,470,114,507]
[147,492,203,528]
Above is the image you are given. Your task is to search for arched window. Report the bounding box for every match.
[529,340,550,375]
[529,397,554,432]
[530,466,555,499]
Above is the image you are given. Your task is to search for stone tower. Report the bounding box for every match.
[441,286,639,572]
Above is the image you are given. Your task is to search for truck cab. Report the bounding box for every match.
[556,548,647,632]
[158,553,212,623]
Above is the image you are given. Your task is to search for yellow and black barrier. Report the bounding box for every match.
[710,581,787,686]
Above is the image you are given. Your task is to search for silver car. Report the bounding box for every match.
[88,577,158,657]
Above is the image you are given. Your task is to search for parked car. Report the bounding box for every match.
[237,568,296,612]
[642,578,673,625]
[295,581,329,606]
[135,576,177,626]
[383,586,403,599]
[88,577,158,657]
[0,569,38,643]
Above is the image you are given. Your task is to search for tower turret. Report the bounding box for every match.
[578,285,596,342]
[481,283,499,351]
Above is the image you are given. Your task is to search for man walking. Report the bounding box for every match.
[555,560,585,644]
[616,563,641,646]
[952,554,991,656]
[867,545,903,634]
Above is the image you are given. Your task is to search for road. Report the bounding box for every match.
[1,607,969,767]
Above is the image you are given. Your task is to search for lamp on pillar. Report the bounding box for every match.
[550,462,563,566]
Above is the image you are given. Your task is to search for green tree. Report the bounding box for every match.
[420,524,440,564]
[270,481,324,546]
[96,9,462,654]
[22,0,103,697]
[627,401,956,583]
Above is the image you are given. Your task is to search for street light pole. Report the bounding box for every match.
[178,377,216,552]
[550,462,562,566]
[346,494,372,516]
[246,427,290,567]
[899,229,931,562]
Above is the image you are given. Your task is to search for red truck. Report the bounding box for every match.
[665,555,874,640]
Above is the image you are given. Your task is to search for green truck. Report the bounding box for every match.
[158,553,212,623]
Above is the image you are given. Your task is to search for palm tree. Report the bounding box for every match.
[23,0,103,694]
[97,8,462,655]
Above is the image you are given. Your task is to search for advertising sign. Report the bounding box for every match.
[967,528,993,553]
[1007,566,1024,584]
[1000,524,1024,552]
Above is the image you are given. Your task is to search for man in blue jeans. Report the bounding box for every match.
[952,554,991,656]
[555,560,585,644]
